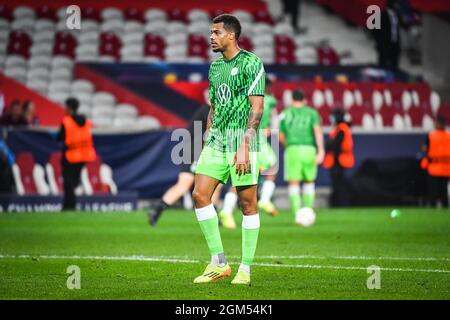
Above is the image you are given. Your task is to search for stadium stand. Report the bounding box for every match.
[0,0,447,131]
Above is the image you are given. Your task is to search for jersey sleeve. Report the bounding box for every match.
[312,110,321,127]
[246,57,265,96]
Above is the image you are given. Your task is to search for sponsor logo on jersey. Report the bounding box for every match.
[218,83,231,105]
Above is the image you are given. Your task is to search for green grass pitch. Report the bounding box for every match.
[0,208,449,300]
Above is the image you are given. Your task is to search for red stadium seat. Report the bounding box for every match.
[81,6,100,21]
[317,46,340,65]
[100,32,122,60]
[82,157,117,195]
[53,31,77,58]
[238,36,253,52]
[13,152,38,194]
[188,34,209,59]
[144,33,165,59]
[168,8,187,23]
[254,9,273,24]
[124,7,144,22]
[0,5,12,21]
[7,31,32,58]
[36,5,56,21]
[348,105,366,126]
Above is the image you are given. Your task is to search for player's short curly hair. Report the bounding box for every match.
[292,89,305,101]
[212,14,241,39]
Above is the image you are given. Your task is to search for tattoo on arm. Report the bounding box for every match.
[244,110,263,145]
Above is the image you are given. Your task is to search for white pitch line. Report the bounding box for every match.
[0,254,449,274]
[235,255,450,262]
[134,254,450,262]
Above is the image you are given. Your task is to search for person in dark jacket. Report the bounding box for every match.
[324,109,355,207]
[373,0,401,70]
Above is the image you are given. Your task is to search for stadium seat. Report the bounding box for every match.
[81,7,100,22]
[99,32,121,60]
[168,8,187,23]
[48,91,69,104]
[100,19,124,34]
[5,66,27,83]
[12,152,50,195]
[254,9,273,24]
[144,20,167,36]
[187,9,210,23]
[144,8,167,22]
[13,6,35,20]
[92,91,116,107]
[45,151,64,195]
[81,157,118,195]
[115,103,138,118]
[11,17,35,35]
[5,54,27,69]
[51,55,74,70]
[7,31,32,58]
[80,19,100,32]
[36,5,56,21]
[48,81,70,95]
[101,7,123,21]
[78,30,100,46]
[362,113,376,130]
[138,116,161,129]
[124,8,143,22]
[238,36,253,52]
[188,34,208,60]
[0,5,13,21]
[35,19,55,32]
[71,79,95,95]
[231,10,253,24]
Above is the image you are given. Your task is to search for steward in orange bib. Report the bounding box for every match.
[324,109,355,206]
[57,97,96,210]
[421,115,450,208]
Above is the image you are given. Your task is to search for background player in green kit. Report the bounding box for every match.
[279,89,325,220]
[191,14,265,286]
[218,77,279,229]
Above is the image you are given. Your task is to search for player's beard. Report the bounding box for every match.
[212,47,224,53]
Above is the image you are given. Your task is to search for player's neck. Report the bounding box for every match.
[292,103,304,108]
[222,45,241,61]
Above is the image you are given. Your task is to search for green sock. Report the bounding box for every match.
[289,194,301,215]
[198,215,224,256]
[302,183,315,208]
[302,193,315,208]
[242,215,260,266]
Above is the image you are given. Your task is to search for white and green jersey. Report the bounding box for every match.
[207,49,265,152]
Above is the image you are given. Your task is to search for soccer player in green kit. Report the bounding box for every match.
[218,77,279,229]
[191,14,265,285]
[279,89,325,222]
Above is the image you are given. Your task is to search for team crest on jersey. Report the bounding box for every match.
[231,67,239,76]
[217,83,231,105]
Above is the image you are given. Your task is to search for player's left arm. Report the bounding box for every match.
[314,125,325,165]
[234,96,264,176]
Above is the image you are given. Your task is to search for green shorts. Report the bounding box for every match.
[258,140,278,171]
[195,146,259,187]
[284,145,317,182]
